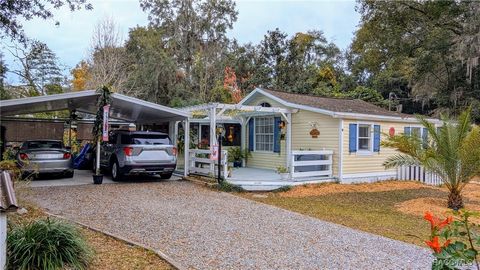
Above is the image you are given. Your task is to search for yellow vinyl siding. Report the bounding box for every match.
[291,110,340,176]
[341,120,408,175]
[244,94,341,172]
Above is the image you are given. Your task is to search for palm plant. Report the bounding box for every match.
[383,108,480,210]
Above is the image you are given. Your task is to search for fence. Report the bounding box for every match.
[291,150,333,179]
[397,165,443,186]
[188,149,228,178]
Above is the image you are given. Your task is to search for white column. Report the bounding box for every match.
[209,106,216,175]
[183,119,190,177]
[0,213,5,270]
[240,117,246,167]
[286,113,293,178]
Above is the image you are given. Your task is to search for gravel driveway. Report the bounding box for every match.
[25,180,432,270]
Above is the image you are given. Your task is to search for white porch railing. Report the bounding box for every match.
[188,149,228,178]
[291,150,333,179]
[397,165,443,186]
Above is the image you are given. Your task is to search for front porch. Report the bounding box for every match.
[226,167,335,191]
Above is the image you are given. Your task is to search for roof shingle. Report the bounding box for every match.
[262,89,410,118]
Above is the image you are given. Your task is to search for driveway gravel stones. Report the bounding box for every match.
[25,180,432,270]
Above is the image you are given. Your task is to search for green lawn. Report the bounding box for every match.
[245,187,449,246]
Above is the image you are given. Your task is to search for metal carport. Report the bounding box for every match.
[0,90,191,176]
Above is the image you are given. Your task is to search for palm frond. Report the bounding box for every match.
[383,154,420,169]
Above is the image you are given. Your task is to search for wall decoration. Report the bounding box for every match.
[309,121,320,138]
[389,127,395,137]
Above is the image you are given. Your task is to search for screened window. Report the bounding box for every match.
[255,117,274,152]
[358,124,371,151]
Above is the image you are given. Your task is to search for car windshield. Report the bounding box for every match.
[24,141,63,149]
[120,134,170,145]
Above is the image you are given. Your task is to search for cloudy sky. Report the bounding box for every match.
[2,0,360,84]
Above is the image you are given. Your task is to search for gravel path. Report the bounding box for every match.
[25,181,432,270]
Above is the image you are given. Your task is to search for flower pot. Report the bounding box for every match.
[92,174,103,184]
[280,173,289,180]
[233,161,242,168]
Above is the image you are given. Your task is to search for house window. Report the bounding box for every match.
[255,117,274,152]
[358,124,371,151]
[406,126,422,139]
[259,102,271,107]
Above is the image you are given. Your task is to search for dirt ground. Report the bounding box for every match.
[278,180,437,198]
[274,180,480,221]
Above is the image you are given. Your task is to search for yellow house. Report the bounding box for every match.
[181,88,441,190]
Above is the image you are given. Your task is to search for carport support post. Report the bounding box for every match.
[96,140,101,175]
[184,119,190,177]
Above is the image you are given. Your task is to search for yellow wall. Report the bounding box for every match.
[244,95,340,173]
[341,119,411,180]
[291,110,339,176]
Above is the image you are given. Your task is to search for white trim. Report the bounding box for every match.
[342,171,397,178]
[338,119,343,181]
[286,112,292,177]
[240,88,442,124]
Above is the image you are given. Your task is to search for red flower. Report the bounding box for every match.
[424,212,453,230]
[426,236,442,253]
[443,239,451,248]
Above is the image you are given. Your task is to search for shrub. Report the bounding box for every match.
[7,218,92,270]
[424,210,480,270]
[273,185,292,193]
[214,181,244,192]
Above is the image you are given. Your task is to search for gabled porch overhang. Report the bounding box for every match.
[180,103,298,179]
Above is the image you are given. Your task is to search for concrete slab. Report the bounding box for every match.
[27,169,180,188]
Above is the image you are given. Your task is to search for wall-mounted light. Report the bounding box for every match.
[279,121,286,129]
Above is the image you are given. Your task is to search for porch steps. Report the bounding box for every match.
[227,177,336,191]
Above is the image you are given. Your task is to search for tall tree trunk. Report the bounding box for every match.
[448,189,464,210]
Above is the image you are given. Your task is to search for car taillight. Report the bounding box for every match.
[19,153,28,160]
[123,147,133,156]
[172,147,177,156]
[63,153,72,159]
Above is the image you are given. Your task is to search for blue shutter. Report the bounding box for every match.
[404,127,411,136]
[273,117,281,153]
[373,125,381,152]
[248,118,254,151]
[422,128,428,147]
[349,124,357,153]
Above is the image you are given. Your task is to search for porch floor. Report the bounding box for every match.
[227,167,335,191]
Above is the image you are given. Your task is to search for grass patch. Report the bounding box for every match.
[246,187,449,246]
[10,203,174,270]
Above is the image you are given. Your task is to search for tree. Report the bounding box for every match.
[6,40,63,95]
[86,17,128,92]
[0,52,8,99]
[0,0,92,43]
[71,60,91,91]
[383,108,480,209]
[351,0,480,120]
[140,0,238,102]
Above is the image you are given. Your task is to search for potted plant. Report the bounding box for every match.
[91,86,111,184]
[227,147,250,167]
[276,166,289,180]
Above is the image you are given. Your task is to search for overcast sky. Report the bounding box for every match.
[2,0,360,84]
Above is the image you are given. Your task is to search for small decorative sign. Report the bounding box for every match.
[102,105,110,142]
[210,145,219,161]
[310,129,320,138]
[389,127,395,137]
[309,121,320,138]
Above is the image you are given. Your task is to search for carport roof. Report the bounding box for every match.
[0,90,190,123]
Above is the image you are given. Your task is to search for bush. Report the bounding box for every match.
[214,181,244,192]
[7,218,92,270]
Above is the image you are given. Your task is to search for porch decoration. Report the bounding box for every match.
[91,86,112,185]
[276,166,289,180]
[309,121,320,138]
[389,127,395,137]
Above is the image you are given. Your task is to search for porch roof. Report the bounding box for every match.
[181,102,295,120]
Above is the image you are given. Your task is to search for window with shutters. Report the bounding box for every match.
[405,126,423,139]
[254,117,274,152]
[358,124,371,151]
